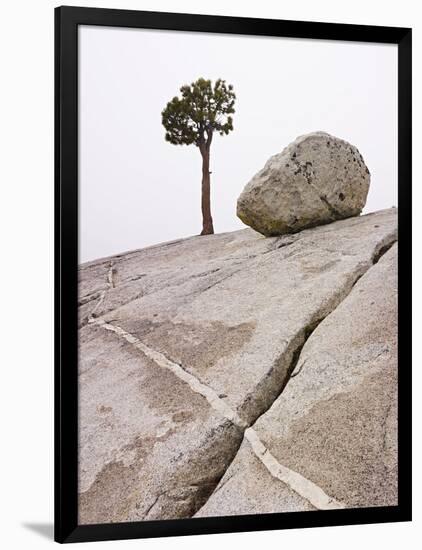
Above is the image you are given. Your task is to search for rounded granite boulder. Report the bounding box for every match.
[237,132,370,236]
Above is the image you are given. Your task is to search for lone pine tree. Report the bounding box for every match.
[161,78,236,235]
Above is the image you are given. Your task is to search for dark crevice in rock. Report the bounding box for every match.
[267,234,300,252]
[210,470,236,497]
[194,234,397,516]
[244,233,397,421]
[290,358,309,379]
[192,316,337,516]
[126,273,146,283]
[343,236,397,300]
[191,267,222,278]
[372,238,397,265]
[78,290,105,307]
[79,218,398,521]
[143,478,227,521]
[143,492,164,519]
[192,318,326,516]
[238,307,335,427]
[195,266,245,293]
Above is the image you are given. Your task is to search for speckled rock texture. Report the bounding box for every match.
[197,243,398,517]
[237,132,370,236]
[78,208,397,524]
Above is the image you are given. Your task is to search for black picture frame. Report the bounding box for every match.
[55,5,412,543]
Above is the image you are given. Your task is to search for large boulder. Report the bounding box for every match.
[237,132,370,236]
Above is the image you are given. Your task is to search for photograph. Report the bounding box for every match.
[76,22,400,526]
[0,0,417,548]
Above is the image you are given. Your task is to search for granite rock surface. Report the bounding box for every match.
[78,208,397,524]
[237,132,370,236]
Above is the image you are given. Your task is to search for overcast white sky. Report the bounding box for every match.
[79,26,397,263]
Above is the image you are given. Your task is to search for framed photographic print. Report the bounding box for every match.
[55,6,412,543]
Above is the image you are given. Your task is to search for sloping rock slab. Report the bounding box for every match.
[79,323,243,524]
[78,209,397,523]
[197,244,397,517]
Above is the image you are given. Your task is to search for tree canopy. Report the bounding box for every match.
[161,78,236,148]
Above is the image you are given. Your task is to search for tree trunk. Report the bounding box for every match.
[200,146,214,235]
